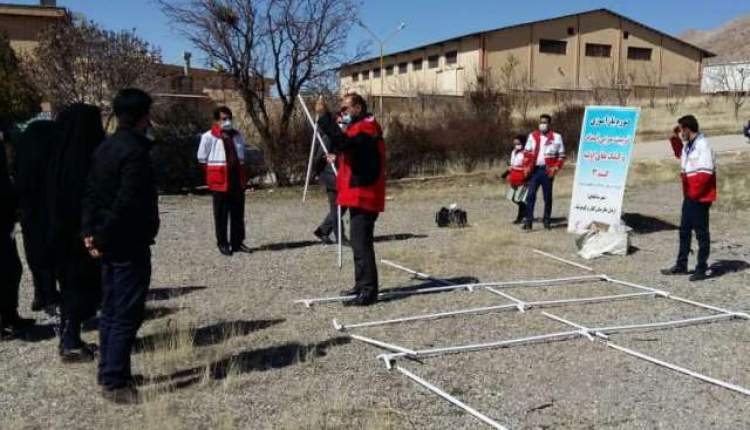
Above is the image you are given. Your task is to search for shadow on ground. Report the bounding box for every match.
[137,336,350,393]
[17,306,182,342]
[248,233,427,252]
[147,286,208,302]
[377,276,480,303]
[708,260,750,279]
[623,213,678,234]
[133,318,285,353]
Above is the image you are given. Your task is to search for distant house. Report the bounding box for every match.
[0,1,69,56]
[340,8,715,98]
[701,61,750,93]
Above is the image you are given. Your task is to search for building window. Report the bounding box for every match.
[373,67,381,78]
[413,58,423,71]
[539,39,567,55]
[585,43,612,58]
[362,70,369,80]
[445,51,458,66]
[352,71,359,82]
[628,47,652,61]
[623,31,630,40]
[428,55,439,69]
[386,65,394,76]
[567,27,576,36]
[399,62,408,74]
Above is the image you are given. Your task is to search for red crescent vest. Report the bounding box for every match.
[336,116,386,213]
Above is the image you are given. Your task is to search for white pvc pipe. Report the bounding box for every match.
[337,205,343,269]
[395,366,510,430]
[529,291,655,308]
[302,119,318,203]
[594,313,740,334]
[605,341,750,397]
[297,93,338,175]
[541,311,750,397]
[334,303,520,331]
[349,333,416,355]
[485,287,525,312]
[533,249,594,272]
[604,277,670,297]
[540,311,599,340]
[667,295,750,319]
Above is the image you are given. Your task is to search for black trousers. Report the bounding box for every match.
[212,191,246,248]
[318,189,347,239]
[515,202,527,221]
[0,237,22,321]
[57,238,101,349]
[526,167,554,223]
[98,250,151,389]
[677,198,711,272]
[350,208,379,295]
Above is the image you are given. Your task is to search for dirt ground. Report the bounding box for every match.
[1,154,749,430]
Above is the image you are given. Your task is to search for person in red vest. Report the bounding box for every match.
[197,107,250,256]
[522,114,565,230]
[315,93,386,306]
[661,115,716,282]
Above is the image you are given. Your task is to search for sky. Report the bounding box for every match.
[15,0,750,67]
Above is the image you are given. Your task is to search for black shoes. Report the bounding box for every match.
[232,243,252,253]
[543,220,552,230]
[60,344,97,364]
[218,244,232,256]
[343,292,378,307]
[660,265,689,276]
[101,385,140,405]
[689,270,710,282]
[521,222,532,232]
[512,217,524,225]
[314,228,335,244]
[339,288,360,297]
[0,314,34,339]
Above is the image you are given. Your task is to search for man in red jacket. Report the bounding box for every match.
[661,115,716,282]
[315,93,385,306]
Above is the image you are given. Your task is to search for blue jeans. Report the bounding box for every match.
[98,250,151,389]
[525,166,554,224]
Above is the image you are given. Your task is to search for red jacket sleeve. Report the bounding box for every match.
[669,136,683,160]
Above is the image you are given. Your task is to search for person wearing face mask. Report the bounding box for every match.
[197,106,249,256]
[501,135,529,224]
[522,114,565,231]
[315,93,386,306]
[661,115,716,282]
[81,88,159,404]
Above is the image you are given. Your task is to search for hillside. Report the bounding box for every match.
[679,14,750,63]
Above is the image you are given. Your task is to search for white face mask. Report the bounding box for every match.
[341,113,353,125]
[539,123,549,133]
[221,119,233,131]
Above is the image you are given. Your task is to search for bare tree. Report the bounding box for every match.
[160,0,364,185]
[587,62,632,106]
[636,64,660,108]
[708,64,749,119]
[28,20,162,115]
[0,31,40,132]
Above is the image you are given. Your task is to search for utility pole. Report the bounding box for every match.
[357,21,406,118]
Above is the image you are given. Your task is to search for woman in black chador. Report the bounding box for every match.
[14,120,60,313]
[50,104,105,361]
[0,139,34,338]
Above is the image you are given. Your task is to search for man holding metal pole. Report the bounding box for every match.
[315,93,386,306]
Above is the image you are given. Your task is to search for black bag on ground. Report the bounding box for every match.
[435,207,468,228]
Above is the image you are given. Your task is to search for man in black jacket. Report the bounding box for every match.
[82,88,159,404]
[312,131,347,244]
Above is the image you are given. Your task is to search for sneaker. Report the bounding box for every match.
[314,229,334,244]
[660,265,689,276]
[101,385,140,405]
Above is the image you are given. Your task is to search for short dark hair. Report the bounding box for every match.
[213,106,233,120]
[514,134,527,145]
[540,114,552,123]
[678,115,699,133]
[113,88,153,128]
[345,92,368,114]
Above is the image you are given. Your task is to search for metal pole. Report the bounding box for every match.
[301,118,318,203]
[337,205,343,269]
[395,366,510,430]
[379,44,384,118]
